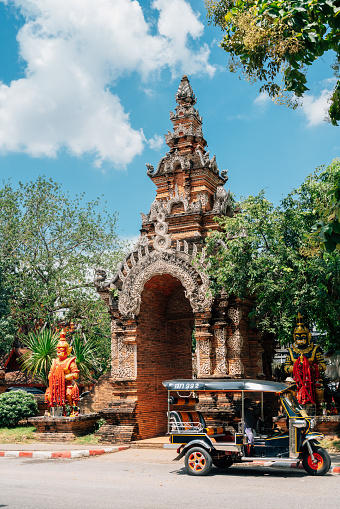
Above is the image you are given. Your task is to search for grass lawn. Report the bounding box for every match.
[0,426,38,443]
[0,426,100,444]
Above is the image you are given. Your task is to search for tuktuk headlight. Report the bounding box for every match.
[310,418,316,429]
[292,419,307,428]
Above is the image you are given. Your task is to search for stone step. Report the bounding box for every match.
[95,424,135,443]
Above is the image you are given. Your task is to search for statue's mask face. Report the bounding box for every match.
[57,347,68,360]
[294,332,309,347]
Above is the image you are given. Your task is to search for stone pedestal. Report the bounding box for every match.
[28,413,99,441]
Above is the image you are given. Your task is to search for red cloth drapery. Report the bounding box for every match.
[46,360,66,406]
[293,355,316,405]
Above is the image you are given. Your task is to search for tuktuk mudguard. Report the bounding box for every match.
[174,439,212,461]
[302,432,323,445]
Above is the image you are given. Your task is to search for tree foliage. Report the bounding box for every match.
[0,265,14,354]
[206,0,340,125]
[0,391,38,428]
[205,160,340,348]
[311,160,340,252]
[0,176,127,365]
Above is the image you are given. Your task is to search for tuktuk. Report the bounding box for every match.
[162,378,331,476]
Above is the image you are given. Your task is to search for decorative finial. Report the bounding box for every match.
[175,75,196,105]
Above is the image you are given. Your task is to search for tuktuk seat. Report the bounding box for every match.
[204,426,224,436]
[169,411,234,441]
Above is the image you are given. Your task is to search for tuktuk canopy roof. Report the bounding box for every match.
[162,379,288,393]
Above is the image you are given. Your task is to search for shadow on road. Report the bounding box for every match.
[174,465,312,478]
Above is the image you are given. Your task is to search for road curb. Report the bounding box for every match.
[0,445,129,459]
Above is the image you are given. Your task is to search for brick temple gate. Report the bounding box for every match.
[88,76,272,442]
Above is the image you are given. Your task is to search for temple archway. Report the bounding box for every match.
[91,76,272,443]
[136,274,194,438]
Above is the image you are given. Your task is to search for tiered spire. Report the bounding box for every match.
[144,75,230,221]
[165,75,207,155]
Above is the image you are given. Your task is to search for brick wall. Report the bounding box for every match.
[79,373,116,414]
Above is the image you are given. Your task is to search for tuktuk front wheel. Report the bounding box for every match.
[184,447,212,476]
[302,446,331,476]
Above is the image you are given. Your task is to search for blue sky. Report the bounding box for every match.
[0,0,339,241]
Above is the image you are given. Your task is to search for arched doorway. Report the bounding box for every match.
[136,274,194,439]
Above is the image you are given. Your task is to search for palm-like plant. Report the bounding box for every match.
[20,329,59,386]
[70,335,100,383]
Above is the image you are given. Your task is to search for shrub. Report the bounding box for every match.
[0,391,38,428]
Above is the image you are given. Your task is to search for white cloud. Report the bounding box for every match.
[254,92,270,107]
[0,0,215,168]
[298,89,331,127]
[147,134,164,151]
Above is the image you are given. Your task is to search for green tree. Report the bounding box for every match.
[0,264,14,354]
[311,160,340,252]
[205,160,340,348]
[206,0,340,125]
[0,176,127,361]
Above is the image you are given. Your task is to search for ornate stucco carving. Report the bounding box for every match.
[165,125,203,144]
[227,309,244,376]
[197,192,209,208]
[212,186,233,216]
[214,328,227,375]
[229,359,244,377]
[145,156,166,177]
[163,150,191,174]
[93,267,109,289]
[227,330,243,357]
[170,104,200,120]
[116,244,212,318]
[165,184,189,214]
[133,234,149,251]
[111,334,137,380]
[153,203,173,254]
[196,338,211,376]
[228,307,242,325]
[175,76,197,105]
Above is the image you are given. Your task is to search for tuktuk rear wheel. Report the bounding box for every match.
[212,455,233,469]
[302,446,331,476]
[184,447,212,476]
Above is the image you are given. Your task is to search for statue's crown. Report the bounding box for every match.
[57,329,72,355]
[294,313,310,335]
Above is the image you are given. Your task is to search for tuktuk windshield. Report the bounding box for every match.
[281,391,304,415]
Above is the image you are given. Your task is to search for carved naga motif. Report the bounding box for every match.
[153,202,173,254]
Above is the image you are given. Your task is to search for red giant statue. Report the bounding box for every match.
[45,330,79,412]
[284,314,325,409]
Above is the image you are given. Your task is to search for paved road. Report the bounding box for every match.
[0,449,338,509]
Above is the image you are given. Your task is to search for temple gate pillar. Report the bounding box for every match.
[195,312,213,377]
